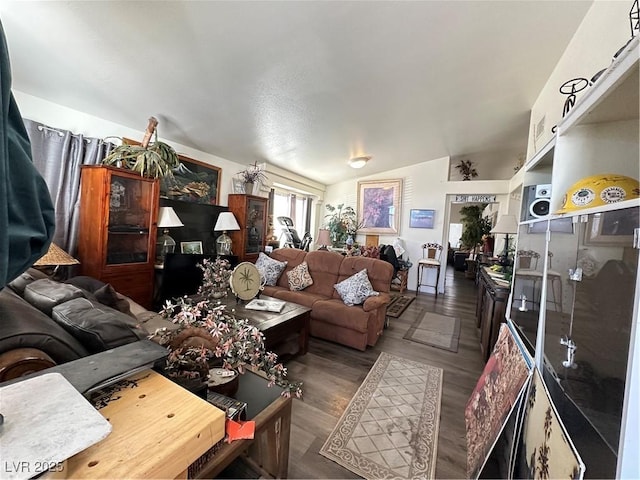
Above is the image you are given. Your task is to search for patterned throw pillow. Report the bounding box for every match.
[334,268,379,306]
[255,252,287,286]
[287,261,313,291]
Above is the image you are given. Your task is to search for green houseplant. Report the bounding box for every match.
[459,204,492,253]
[324,203,362,247]
[102,117,180,178]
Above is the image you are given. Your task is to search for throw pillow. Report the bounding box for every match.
[255,252,287,286]
[94,283,134,317]
[23,279,85,316]
[52,297,147,354]
[334,268,379,306]
[287,261,313,291]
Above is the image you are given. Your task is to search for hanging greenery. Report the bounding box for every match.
[102,117,180,178]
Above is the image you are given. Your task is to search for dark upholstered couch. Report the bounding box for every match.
[262,249,394,351]
[0,269,174,381]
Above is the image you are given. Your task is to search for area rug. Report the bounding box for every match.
[386,295,415,318]
[319,352,443,479]
[403,310,461,352]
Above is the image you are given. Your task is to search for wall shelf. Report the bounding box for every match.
[558,36,639,134]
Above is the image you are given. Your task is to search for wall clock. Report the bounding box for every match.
[229,262,262,301]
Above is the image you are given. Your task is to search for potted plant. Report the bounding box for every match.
[102,117,180,178]
[198,257,232,299]
[459,204,492,253]
[324,203,362,247]
[238,162,267,194]
[455,159,479,181]
[154,296,303,398]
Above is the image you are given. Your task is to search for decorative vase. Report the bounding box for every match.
[244,181,254,195]
[346,235,354,249]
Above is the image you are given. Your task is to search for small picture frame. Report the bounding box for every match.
[409,209,435,229]
[231,178,245,194]
[180,241,203,254]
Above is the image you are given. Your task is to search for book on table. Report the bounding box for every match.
[245,299,286,312]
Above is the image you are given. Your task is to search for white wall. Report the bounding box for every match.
[323,157,511,294]
[14,91,273,205]
[527,0,632,160]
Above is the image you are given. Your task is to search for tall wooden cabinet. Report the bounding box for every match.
[227,194,268,263]
[78,165,159,308]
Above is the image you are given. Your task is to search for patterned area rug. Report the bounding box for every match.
[386,295,415,318]
[320,352,443,479]
[403,310,461,352]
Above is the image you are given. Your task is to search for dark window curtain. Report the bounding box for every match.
[23,119,114,255]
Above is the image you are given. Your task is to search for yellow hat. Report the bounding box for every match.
[556,174,640,213]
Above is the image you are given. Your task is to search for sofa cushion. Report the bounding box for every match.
[269,248,308,288]
[52,298,147,354]
[7,268,49,296]
[23,279,85,316]
[65,275,107,293]
[255,252,287,286]
[0,287,89,363]
[287,261,313,291]
[303,250,343,297]
[334,269,379,306]
[269,288,326,308]
[311,298,371,333]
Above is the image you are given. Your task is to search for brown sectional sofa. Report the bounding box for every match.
[262,249,394,351]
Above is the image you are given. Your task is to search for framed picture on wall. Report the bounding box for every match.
[409,209,435,229]
[357,179,403,235]
[180,241,203,254]
[123,138,221,205]
[584,208,637,246]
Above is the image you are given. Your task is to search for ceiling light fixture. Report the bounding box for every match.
[348,156,371,169]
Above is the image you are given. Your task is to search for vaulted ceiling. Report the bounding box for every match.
[0,1,592,185]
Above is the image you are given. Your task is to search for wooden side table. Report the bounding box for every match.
[390,268,409,294]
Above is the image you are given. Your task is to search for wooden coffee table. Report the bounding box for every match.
[218,295,311,357]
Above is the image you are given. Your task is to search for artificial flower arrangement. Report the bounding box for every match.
[154,296,303,398]
[198,257,232,299]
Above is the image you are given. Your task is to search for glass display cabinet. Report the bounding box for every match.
[227,194,268,263]
[78,165,159,308]
[509,207,638,477]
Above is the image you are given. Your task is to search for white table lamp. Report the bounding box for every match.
[214,212,241,255]
[156,206,184,263]
[490,214,519,258]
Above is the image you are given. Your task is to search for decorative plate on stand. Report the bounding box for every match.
[229,262,262,301]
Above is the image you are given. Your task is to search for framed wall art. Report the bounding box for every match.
[180,241,203,254]
[123,138,221,205]
[357,179,403,235]
[584,207,637,246]
[410,209,435,229]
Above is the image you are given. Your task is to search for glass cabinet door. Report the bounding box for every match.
[106,174,153,265]
[545,206,638,453]
[244,198,266,256]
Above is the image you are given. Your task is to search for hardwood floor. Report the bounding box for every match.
[285,266,485,479]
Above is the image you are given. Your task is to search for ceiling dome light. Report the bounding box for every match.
[348,156,371,169]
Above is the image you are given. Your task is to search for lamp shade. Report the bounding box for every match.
[33,243,80,267]
[316,228,331,247]
[214,212,240,232]
[490,215,518,234]
[157,207,184,228]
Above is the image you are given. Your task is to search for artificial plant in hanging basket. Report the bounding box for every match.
[102,117,180,178]
[455,159,479,181]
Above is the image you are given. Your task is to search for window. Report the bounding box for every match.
[272,189,310,247]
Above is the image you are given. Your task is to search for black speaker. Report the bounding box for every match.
[521,184,551,221]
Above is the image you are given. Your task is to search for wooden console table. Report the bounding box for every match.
[476,267,511,362]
